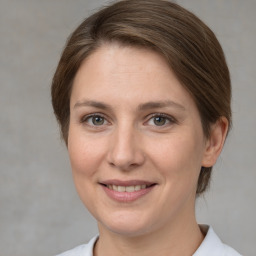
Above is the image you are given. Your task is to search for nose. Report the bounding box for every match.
[107,125,145,171]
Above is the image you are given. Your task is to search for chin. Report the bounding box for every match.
[103,223,152,238]
[97,210,154,237]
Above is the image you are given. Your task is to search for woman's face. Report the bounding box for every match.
[68,44,213,237]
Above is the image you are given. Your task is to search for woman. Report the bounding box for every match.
[52,0,241,255]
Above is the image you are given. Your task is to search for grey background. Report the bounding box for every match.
[0,0,255,255]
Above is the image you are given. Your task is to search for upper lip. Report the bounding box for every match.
[99,179,156,186]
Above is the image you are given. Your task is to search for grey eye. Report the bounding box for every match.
[153,116,167,126]
[92,116,105,125]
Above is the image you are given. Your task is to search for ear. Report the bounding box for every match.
[202,117,229,167]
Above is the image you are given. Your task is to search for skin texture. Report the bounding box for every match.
[68,44,228,256]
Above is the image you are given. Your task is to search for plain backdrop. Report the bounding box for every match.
[0,0,255,255]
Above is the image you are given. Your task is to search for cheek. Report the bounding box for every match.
[68,129,103,177]
[148,132,204,181]
[67,130,105,207]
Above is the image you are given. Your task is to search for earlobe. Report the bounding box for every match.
[202,117,229,167]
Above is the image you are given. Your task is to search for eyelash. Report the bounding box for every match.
[80,113,109,126]
[80,113,176,127]
[145,113,176,127]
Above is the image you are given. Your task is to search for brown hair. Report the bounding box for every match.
[51,0,231,194]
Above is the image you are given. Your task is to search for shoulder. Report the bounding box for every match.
[55,236,98,256]
[194,225,242,256]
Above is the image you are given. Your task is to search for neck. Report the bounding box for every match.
[94,212,204,256]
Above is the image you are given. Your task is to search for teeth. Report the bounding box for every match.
[107,184,148,192]
[135,185,141,191]
[118,186,125,192]
[126,186,135,192]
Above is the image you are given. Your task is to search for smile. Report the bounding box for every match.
[106,184,148,192]
[100,180,156,202]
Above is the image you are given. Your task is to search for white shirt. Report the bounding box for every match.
[56,226,241,256]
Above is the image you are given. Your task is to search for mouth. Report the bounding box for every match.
[103,184,154,192]
[99,180,157,202]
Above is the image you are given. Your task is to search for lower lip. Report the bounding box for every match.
[101,185,155,202]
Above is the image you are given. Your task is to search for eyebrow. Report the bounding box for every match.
[138,100,186,111]
[73,100,111,110]
[73,99,186,111]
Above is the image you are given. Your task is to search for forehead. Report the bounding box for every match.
[77,43,170,78]
[71,44,196,111]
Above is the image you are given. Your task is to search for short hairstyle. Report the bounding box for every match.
[51,0,231,195]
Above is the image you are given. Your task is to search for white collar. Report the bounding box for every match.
[193,225,241,256]
[56,225,241,256]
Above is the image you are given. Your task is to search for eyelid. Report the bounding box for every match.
[80,112,110,125]
[79,112,176,127]
[145,113,177,126]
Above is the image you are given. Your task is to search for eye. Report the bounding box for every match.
[82,114,108,126]
[91,116,105,126]
[146,114,175,127]
[152,116,168,126]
